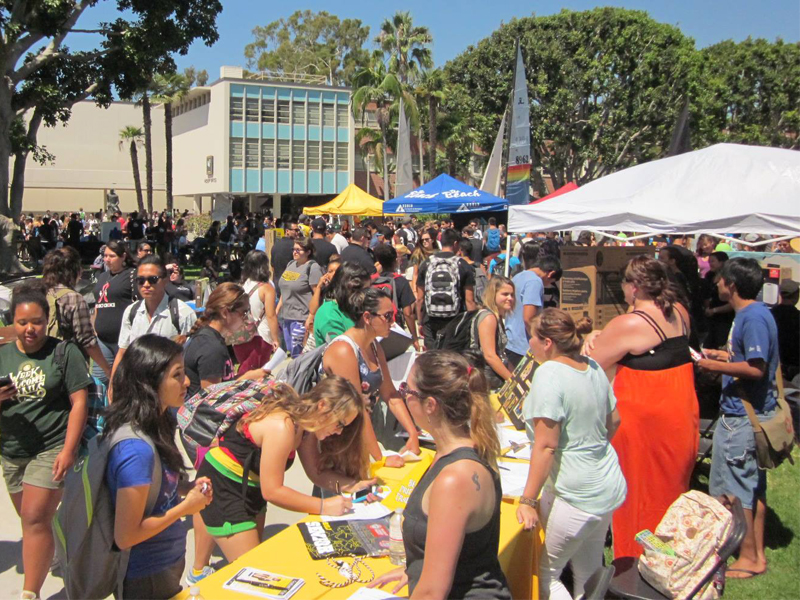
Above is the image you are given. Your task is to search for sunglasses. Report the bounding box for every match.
[370,310,395,322]
[399,382,423,402]
[422,238,432,242]
[136,275,164,286]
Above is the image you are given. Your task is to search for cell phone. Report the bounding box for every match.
[0,376,12,388]
[689,347,704,363]
[354,487,370,501]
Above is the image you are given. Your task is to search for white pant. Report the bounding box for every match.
[538,490,613,600]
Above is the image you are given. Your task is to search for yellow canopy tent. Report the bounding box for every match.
[305,183,384,217]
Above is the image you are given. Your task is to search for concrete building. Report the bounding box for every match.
[19,100,191,214]
[172,66,355,216]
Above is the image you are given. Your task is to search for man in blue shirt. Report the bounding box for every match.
[698,258,779,580]
[505,243,562,368]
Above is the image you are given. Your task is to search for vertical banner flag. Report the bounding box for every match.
[506,43,531,205]
[480,110,507,197]
[395,98,414,197]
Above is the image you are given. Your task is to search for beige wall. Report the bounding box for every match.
[173,84,227,197]
[18,100,182,214]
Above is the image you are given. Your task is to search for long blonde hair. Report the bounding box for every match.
[412,350,500,470]
[482,275,514,320]
[238,376,369,479]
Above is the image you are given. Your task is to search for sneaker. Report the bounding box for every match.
[186,565,215,585]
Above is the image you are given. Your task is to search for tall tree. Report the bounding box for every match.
[444,8,697,195]
[136,90,154,215]
[245,10,370,86]
[119,126,145,213]
[352,51,403,200]
[415,68,446,179]
[695,38,800,149]
[152,72,191,212]
[376,11,433,85]
[0,0,221,220]
[183,66,209,87]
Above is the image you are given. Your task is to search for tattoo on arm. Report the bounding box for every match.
[472,472,480,491]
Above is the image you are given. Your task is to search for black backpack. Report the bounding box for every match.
[435,309,480,352]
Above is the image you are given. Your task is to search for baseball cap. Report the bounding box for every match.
[312,218,327,232]
[328,222,341,233]
[779,279,799,297]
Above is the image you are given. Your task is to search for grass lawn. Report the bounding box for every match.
[602,449,799,598]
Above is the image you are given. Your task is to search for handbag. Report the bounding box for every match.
[740,363,795,470]
[226,283,264,346]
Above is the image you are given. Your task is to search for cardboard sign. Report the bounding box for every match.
[497,350,538,430]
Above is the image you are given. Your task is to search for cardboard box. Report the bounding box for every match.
[559,246,654,272]
[558,247,655,329]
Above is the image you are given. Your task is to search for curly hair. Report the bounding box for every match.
[623,255,678,318]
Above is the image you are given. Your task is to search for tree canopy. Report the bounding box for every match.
[244,10,370,87]
[0,0,222,218]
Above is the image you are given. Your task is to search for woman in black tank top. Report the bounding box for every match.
[369,351,511,599]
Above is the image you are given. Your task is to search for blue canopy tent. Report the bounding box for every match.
[382,174,508,214]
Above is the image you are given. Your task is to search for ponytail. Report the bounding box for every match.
[174,281,247,345]
[624,255,676,319]
[413,351,501,472]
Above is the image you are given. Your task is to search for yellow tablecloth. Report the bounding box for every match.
[174,448,542,599]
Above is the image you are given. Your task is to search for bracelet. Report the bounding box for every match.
[519,496,539,509]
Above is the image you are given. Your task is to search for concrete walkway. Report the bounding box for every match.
[0,449,314,599]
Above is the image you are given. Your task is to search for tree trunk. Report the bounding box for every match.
[142,92,154,214]
[130,141,145,213]
[447,144,456,177]
[418,134,425,184]
[381,127,390,201]
[9,110,43,219]
[165,104,173,212]
[428,98,437,178]
[0,87,13,218]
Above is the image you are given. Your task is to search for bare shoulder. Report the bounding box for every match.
[247,411,295,444]
[433,459,493,499]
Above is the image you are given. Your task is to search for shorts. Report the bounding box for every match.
[709,411,774,510]
[1,445,65,494]
[197,458,266,537]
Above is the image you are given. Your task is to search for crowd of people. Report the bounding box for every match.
[0,206,797,599]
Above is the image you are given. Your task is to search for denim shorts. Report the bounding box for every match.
[709,410,774,509]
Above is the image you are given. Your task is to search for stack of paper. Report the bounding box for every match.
[321,501,393,523]
[498,460,530,497]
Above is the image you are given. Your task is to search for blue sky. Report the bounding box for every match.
[73,0,799,80]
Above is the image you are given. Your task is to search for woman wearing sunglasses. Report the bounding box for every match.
[322,287,420,467]
[277,237,323,358]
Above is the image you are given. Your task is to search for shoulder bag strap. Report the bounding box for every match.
[739,395,763,434]
[108,425,163,515]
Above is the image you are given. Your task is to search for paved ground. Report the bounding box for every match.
[0,444,314,599]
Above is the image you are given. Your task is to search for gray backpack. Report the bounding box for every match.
[276,342,328,395]
[54,425,162,599]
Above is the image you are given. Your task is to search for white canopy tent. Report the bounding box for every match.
[508,144,800,247]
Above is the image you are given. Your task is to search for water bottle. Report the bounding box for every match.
[187,586,205,600]
[389,508,406,565]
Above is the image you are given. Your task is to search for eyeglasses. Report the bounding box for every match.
[370,310,395,322]
[292,247,306,254]
[136,275,164,286]
[421,237,432,243]
[399,382,423,402]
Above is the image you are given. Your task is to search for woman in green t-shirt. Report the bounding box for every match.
[0,281,91,600]
[312,261,370,346]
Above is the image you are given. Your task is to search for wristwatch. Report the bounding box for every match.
[519,496,539,509]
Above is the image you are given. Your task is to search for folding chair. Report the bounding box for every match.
[608,496,746,599]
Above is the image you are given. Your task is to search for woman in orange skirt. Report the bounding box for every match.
[588,255,699,558]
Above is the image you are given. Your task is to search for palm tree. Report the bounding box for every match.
[415,68,446,179]
[152,72,191,212]
[352,51,403,201]
[119,126,145,213]
[375,12,433,85]
[133,89,154,215]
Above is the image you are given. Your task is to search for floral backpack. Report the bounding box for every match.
[638,490,733,600]
[226,283,265,346]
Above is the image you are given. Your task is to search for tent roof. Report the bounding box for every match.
[305,184,384,217]
[529,182,578,204]
[382,174,508,214]
[509,144,800,237]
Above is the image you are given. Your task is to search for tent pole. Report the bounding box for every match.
[503,233,512,277]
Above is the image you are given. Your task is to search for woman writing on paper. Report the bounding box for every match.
[369,351,510,600]
[196,376,376,562]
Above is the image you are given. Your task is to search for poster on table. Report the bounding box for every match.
[497,350,538,430]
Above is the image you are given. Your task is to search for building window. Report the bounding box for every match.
[336,104,349,127]
[245,97,259,122]
[322,141,335,169]
[292,140,305,169]
[277,139,290,169]
[336,143,348,169]
[322,103,335,127]
[292,101,306,125]
[230,97,243,121]
[308,141,320,169]
[261,98,275,123]
[245,139,259,168]
[277,100,290,124]
[308,102,320,126]
[261,140,275,169]
[230,138,243,168]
